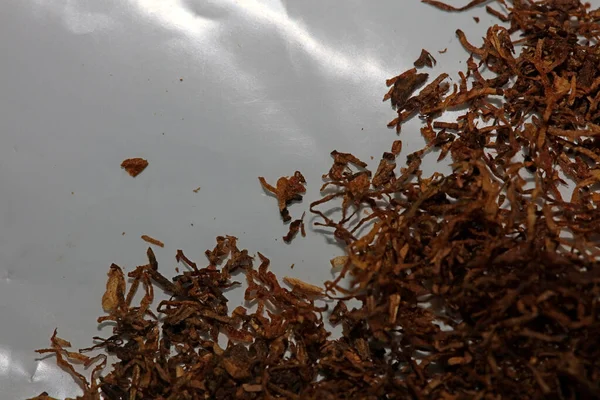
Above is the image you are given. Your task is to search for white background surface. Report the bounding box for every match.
[2,1,590,398]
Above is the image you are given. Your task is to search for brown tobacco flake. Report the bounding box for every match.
[383,68,429,110]
[327,150,368,180]
[414,49,437,68]
[391,140,403,156]
[120,157,148,177]
[283,212,306,243]
[193,186,201,193]
[438,48,448,54]
[141,234,164,248]
[102,264,125,313]
[259,171,306,222]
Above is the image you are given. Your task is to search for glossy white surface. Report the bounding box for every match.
[2,1,592,398]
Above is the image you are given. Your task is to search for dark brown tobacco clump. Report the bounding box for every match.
[32,0,600,399]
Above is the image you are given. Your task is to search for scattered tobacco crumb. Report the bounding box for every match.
[414,49,437,68]
[193,186,201,193]
[473,16,480,22]
[120,158,148,177]
[140,234,164,248]
[438,47,448,53]
[259,171,306,222]
[121,232,125,236]
[283,212,306,243]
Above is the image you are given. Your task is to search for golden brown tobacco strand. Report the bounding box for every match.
[140,234,164,248]
[120,157,148,177]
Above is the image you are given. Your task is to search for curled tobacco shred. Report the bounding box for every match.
[36,1,600,399]
[120,158,148,177]
[259,171,306,222]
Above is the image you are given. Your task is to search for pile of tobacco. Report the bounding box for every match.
[32,1,600,399]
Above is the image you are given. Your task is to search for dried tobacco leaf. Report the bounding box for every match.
[101,264,125,313]
[414,49,437,68]
[259,171,307,222]
[120,158,148,177]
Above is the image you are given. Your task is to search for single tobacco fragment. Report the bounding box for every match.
[259,171,306,222]
[383,68,429,109]
[101,264,125,313]
[327,150,368,180]
[120,158,148,177]
[141,234,164,248]
[283,276,324,296]
[283,212,306,243]
[414,49,437,68]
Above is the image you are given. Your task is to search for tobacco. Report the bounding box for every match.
[414,49,436,68]
[259,171,306,222]
[140,235,164,248]
[283,212,306,243]
[33,1,600,399]
[120,158,148,177]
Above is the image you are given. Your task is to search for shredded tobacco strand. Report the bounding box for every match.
[140,235,164,248]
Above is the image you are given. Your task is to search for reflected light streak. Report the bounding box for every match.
[134,0,216,37]
[0,349,10,374]
[237,0,388,82]
[134,0,388,82]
